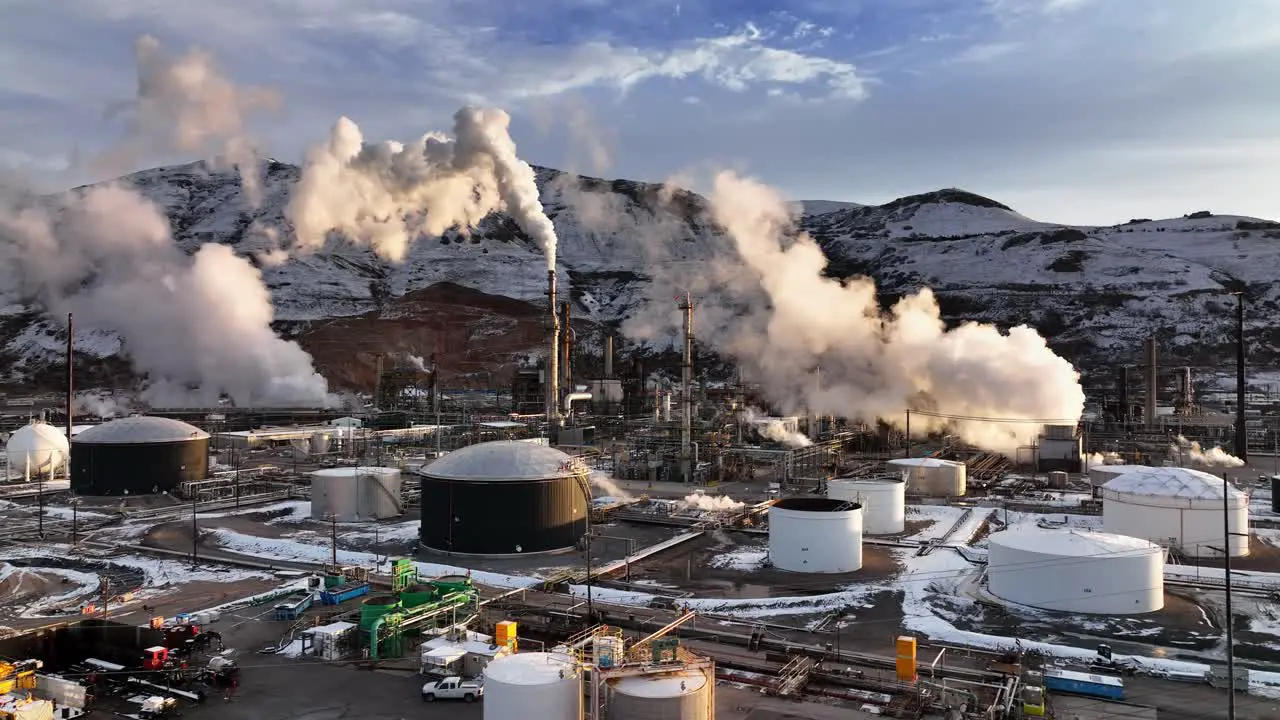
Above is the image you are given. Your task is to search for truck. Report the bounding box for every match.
[421,676,483,703]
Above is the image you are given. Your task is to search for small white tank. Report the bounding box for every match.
[608,669,711,720]
[827,477,905,534]
[483,652,582,720]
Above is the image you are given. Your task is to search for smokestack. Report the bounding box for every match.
[1144,336,1158,426]
[561,301,572,390]
[1117,365,1130,424]
[678,293,694,481]
[604,335,614,378]
[546,270,560,428]
[65,312,73,479]
[430,354,439,415]
[1236,293,1247,462]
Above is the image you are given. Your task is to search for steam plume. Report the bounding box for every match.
[74,391,133,419]
[625,172,1085,455]
[98,35,280,202]
[589,472,634,501]
[1086,451,1123,466]
[1172,435,1244,468]
[0,185,330,407]
[678,493,745,512]
[741,407,812,448]
[287,107,558,268]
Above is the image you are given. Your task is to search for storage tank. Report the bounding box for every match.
[1047,471,1068,489]
[310,466,403,522]
[483,651,582,720]
[418,441,589,555]
[70,416,209,495]
[310,432,331,455]
[1101,466,1249,558]
[827,477,905,534]
[1088,464,1146,488]
[607,668,712,720]
[360,596,400,631]
[5,421,69,479]
[987,527,1164,614]
[768,497,863,573]
[399,584,438,609]
[1272,476,1280,515]
[887,457,966,497]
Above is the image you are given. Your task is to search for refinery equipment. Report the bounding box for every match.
[70,416,209,495]
[887,457,966,497]
[365,572,481,660]
[309,466,403,521]
[1035,424,1082,472]
[826,477,905,534]
[418,441,589,555]
[768,497,863,573]
[4,421,69,480]
[482,651,583,720]
[986,528,1165,614]
[1087,463,1146,488]
[607,669,711,720]
[1100,466,1250,557]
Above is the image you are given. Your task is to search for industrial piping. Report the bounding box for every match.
[564,392,593,415]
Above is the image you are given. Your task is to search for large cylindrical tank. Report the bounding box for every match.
[1101,466,1250,558]
[827,477,905,534]
[399,584,438,609]
[483,651,582,720]
[607,669,711,720]
[70,416,209,495]
[1088,464,1146,488]
[419,441,588,555]
[987,527,1164,614]
[310,466,403,522]
[5,422,70,479]
[887,458,966,497]
[768,497,863,573]
[360,596,400,631]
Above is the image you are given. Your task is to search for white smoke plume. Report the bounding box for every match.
[1086,451,1123,466]
[741,407,812,448]
[0,184,330,407]
[97,35,280,202]
[1172,435,1245,468]
[287,107,558,268]
[590,472,634,501]
[74,391,133,419]
[678,493,745,512]
[624,172,1085,455]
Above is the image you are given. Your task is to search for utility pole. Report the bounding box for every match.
[71,497,79,548]
[190,491,198,568]
[1234,292,1248,463]
[905,409,912,459]
[36,452,43,537]
[1224,471,1237,719]
[331,513,339,567]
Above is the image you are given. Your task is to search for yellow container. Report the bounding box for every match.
[495,621,518,650]
[895,636,917,683]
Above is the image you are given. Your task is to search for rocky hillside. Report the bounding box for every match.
[3,160,1277,392]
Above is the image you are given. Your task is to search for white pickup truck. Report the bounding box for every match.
[421,676,483,702]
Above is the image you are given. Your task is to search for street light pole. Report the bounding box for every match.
[1234,291,1248,464]
[191,491,198,569]
[1224,472,1237,720]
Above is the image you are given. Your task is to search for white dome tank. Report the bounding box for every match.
[887,457,966,497]
[768,497,863,573]
[607,668,711,720]
[309,467,403,522]
[827,477,905,534]
[483,651,582,720]
[6,422,70,479]
[987,527,1164,614]
[1087,464,1146,488]
[1101,466,1249,558]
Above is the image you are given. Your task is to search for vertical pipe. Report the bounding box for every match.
[679,293,694,482]
[1224,471,1236,717]
[604,335,614,378]
[1236,293,1247,463]
[65,312,73,480]
[547,270,560,431]
[1144,336,1158,427]
[561,301,572,390]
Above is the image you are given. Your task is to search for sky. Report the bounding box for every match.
[1,0,1278,225]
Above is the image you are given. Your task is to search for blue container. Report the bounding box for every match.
[1043,669,1124,701]
[320,582,371,606]
[273,591,315,621]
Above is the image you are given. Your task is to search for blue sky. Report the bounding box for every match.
[1,0,1278,224]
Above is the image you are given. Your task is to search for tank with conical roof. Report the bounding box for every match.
[360,595,401,630]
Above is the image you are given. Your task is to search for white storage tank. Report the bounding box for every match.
[607,668,712,720]
[987,527,1164,614]
[1101,466,1249,558]
[5,421,69,479]
[827,477,905,534]
[310,466,403,522]
[888,457,966,497]
[1088,464,1146,488]
[768,497,863,573]
[483,651,582,720]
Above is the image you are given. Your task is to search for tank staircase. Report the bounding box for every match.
[771,655,816,696]
[916,508,972,556]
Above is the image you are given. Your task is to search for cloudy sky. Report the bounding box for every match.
[1,0,1277,225]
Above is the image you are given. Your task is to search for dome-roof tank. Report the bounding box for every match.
[1102,466,1246,506]
[74,416,209,445]
[422,441,577,481]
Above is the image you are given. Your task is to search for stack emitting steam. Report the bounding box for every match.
[1172,434,1244,468]
[623,172,1085,454]
[742,407,812,448]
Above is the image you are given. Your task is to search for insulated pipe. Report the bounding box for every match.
[564,392,593,415]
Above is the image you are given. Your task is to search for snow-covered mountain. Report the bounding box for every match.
[3,161,1276,392]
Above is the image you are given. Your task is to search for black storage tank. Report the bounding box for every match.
[71,416,210,495]
[418,441,588,555]
[1272,476,1280,515]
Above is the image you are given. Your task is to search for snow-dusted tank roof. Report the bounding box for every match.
[612,669,707,697]
[73,416,209,444]
[1102,466,1246,506]
[989,527,1159,558]
[6,422,70,455]
[421,441,578,482]
[887,457,964,468]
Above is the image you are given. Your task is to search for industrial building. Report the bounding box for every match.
[986,528,1165,614]
[887,457,967,497]
[1100,466,1250,558]
[309,466,403,522]
[826,476,905,534]
[1035,424,1083,472]
[70,416,210,496]
[417,440,589,555]
[768,497,863,573]
[5,421,69,479]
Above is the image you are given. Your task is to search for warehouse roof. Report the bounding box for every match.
[73,416,209,444]
[420,441,580,482]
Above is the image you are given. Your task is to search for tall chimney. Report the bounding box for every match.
[678,293,694,482]
[1236,293,1247,462]
[604,335,614,378]
[1117,365,1130,424]
[1144,336,1158,426]
[561,301,572,390]
[546,270,560,428]
[65,312,73,479]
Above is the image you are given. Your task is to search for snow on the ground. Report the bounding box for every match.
[904,505,968,541]
[197,500,311,520]
[39,505,109,520]
[708,547,767,571]
[338,520,419,544]
[102,553,275,586]
[1165,564,1280,589]
[0,561,101,617]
